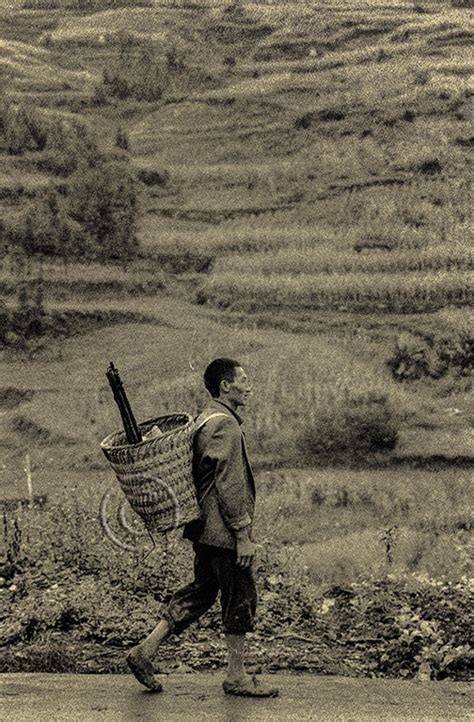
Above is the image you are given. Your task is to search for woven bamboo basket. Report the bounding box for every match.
[100,413,200,534]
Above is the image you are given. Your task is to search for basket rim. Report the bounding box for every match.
[100,412,194,451]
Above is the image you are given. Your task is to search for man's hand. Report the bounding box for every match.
[235,528,256,568]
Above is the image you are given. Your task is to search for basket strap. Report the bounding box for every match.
[193,412,229,505]
[194,412,229,434]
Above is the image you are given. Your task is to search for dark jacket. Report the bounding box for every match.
[190,399,256,549]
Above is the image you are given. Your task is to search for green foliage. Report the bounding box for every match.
[296,392,399,465]
[1,489,472,679]
[22,0,152,8]
[103,42,166,102]
[11,188,77,258]
[0,103,99,176]
[1,103,48,155]
[67,158,139,260]
[115,127,129,151]
[388,331,473,382]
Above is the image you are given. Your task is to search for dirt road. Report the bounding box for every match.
[1,672,472,721]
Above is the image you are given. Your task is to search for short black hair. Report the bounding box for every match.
[204,358,241,398]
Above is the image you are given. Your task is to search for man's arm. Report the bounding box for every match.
[234,526,256,569]
[200,417,251,529]
[198,417,255,566]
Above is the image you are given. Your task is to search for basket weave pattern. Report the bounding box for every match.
[100,413,200,533]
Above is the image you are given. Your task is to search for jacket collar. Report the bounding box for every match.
[210,398,244,426]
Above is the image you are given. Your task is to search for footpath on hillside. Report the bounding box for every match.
[1,673,472,721]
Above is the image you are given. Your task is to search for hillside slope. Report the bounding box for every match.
[0,0,472,499]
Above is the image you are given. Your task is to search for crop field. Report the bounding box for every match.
[199,269,473,313]
[214,243,473,276]
[1,0,472,681]
[0,0,471,479]
[0,37,97,90]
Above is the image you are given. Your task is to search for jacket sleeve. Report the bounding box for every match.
[199,417,251,532]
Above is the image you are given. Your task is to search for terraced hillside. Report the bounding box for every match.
[0,0,472,501]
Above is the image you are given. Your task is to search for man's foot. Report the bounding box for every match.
[223,674,279,698]
[126,646,163,692]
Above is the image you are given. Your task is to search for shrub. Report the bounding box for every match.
[4,157,139,263]
[103,43,166,102]
[5,187,77,260]
[387,331,473,382]
[2,491,472,680]
[90,84,109,107]
[22,0,152,7]
[296,392,399,465]
[1,102,99,176]
[67,158,140,260]
[115,127,129,151]
[1,104,48,155]
[37,118,98,176]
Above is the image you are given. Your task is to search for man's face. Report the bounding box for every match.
[221,366,252,408]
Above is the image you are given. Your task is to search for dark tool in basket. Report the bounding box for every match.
[101,363,221,534]
[105,361,142,444]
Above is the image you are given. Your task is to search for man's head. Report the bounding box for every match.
[204,358,252,410]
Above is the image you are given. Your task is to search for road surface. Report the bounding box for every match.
[1,672,472,721]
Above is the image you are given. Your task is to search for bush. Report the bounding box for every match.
[1,104,48,155]
[67,158,140,260]
[387,331,473,382]
[22,0,152,8]
[1,102,99,177]
[297,392,399,465]
[103,43,166,102]
[4,187,78,259]
[4,157,139,263]
[2,494,472,680]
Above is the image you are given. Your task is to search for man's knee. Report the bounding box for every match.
[165,583,219,636]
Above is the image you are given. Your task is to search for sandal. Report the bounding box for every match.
[126,647,163,692]
[223,674,279,698]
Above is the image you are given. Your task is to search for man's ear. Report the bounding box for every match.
[220,378,230,394]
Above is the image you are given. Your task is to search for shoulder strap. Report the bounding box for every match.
[194,412,229,433]
[193,412,229,506]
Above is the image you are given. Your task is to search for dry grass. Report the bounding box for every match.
[1,0,472,502]
[214,244,473,277]
[0,37,95,89]
[199,269,473,314]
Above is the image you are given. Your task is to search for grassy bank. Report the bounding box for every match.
[1,467,472,680]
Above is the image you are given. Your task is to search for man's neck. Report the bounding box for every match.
[213,398,243,424]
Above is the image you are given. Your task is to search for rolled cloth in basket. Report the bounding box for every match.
[100,413,199,534]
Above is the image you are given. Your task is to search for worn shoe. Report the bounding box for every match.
[126,647,163,692]
[223,674,279,698]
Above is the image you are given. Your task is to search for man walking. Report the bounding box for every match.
[127,358,279,698]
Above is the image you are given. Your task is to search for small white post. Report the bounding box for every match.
[25,453,33,504]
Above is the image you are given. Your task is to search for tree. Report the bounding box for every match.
[166,45,185,72]
[18,187,73,258]
[115,127,129,151]
[3,104,46,154]
[67,158,139,260]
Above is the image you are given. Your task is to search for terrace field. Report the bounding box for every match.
[0,0,472,679]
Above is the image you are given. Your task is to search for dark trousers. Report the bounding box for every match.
[163,543,257,635]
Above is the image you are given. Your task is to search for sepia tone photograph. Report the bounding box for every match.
[0,0,472,719]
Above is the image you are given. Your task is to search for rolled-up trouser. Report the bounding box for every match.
[163,542,257,635]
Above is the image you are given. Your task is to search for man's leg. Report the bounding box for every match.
[211,548,278,696]
[127,544,219,690]
[133,619,171,661]
[225,633,247,683]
